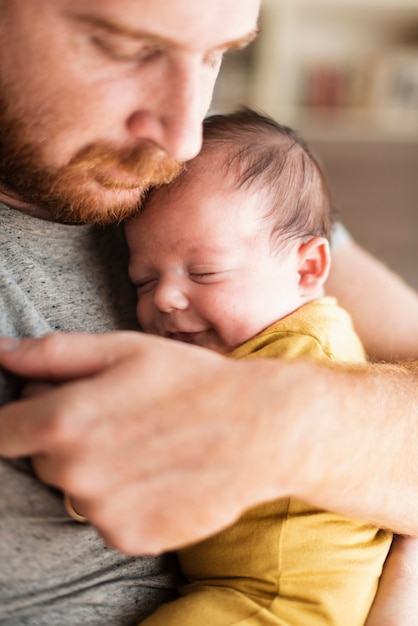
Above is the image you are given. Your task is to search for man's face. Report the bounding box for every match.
[0,0,259,223]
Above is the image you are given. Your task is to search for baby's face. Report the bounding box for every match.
[125,160,304,353]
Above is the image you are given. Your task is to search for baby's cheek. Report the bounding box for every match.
[136,299,154,333]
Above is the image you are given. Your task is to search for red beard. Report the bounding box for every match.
[0,98,183,224]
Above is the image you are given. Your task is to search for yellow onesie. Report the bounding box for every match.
[140,297,392,626]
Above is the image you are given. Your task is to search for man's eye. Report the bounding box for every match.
[92,36,162,64]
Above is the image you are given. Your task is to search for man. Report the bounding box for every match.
[0,0,417,624]
[0,1,259,624]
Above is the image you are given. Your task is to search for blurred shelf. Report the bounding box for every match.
[289,107,418,143]
[212,0,418,143]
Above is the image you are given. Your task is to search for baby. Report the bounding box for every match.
[125,108,392,626]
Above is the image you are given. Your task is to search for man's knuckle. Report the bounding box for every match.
[38,332,64,359]
[40,407,76,446]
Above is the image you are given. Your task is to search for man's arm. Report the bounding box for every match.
[0,332,417,555]
[326,239,418,361]
[365,535,418,626]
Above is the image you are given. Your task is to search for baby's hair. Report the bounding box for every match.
[199,108,335,244]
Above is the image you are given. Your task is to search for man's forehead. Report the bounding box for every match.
[68,0,260,51]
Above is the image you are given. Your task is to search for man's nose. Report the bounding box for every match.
[154,279,189,313]
[126,56,214,162]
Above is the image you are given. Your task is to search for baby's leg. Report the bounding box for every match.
[365,535,418,626]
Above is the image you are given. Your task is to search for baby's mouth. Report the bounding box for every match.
[164,331,204,345]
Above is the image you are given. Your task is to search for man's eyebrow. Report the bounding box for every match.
[225,28,259,51]
[72,12,259,50]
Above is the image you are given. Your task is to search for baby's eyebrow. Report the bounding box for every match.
[70,12,259,51]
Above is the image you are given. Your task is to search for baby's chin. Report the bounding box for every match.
[161,329,228,354]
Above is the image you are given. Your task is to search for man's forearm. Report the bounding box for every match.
[326,240,418,361]
[265,358,418,534]
[365,535,418,626]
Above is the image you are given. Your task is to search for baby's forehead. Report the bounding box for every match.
[147,151,231,201]
[143,137,279,222]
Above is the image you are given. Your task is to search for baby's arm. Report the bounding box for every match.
[365,535,418,626]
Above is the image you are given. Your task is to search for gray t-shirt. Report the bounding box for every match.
[0,204,180,625]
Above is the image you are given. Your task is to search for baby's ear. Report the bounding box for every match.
[297,237,330,296]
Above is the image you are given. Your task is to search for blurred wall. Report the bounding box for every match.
[311,139,418,290]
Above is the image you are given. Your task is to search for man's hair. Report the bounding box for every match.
[199,108,335,244]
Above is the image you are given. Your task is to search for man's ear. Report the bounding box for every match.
[297,236,331,296]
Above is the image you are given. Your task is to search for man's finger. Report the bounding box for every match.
[0,377,103,458]
[0,394,60,457]
[0,331,144,380]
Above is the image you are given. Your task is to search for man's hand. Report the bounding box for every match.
[1,332,418,554]
[0,332,291,554]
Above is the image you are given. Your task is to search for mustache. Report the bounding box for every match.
[69,141,183,190]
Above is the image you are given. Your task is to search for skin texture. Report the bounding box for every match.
[0,0,418,621]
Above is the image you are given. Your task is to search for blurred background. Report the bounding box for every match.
[211,0,418,290]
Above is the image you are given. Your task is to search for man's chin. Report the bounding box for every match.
[50,160,183,225]
[0,141,183,224]
[51,183,146,225]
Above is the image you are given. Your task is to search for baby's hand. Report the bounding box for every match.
[365,535,418,626]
